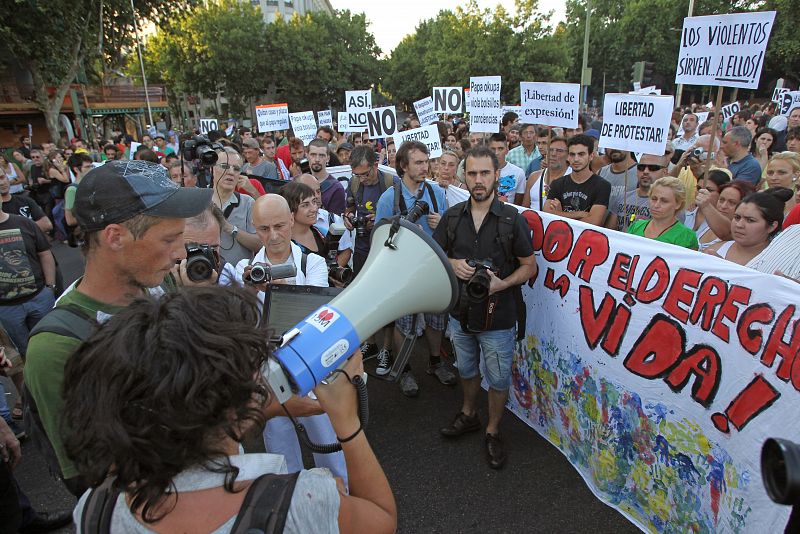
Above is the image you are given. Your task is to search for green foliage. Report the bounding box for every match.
[383,0,569,106]
[762,0,800,86]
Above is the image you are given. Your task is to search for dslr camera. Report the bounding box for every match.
[465,259,494,302]
[182,135,221,167]
[404,200,429,223]
[184,244,220,282]
[345,198,369,238]
[248,262,297,284]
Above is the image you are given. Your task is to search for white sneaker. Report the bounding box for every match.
[376,349,392,376]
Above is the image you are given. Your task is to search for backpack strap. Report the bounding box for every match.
[230,472,300,534]
[319,177,336,195]
[495,204,527,341]
[424,181,438,214]
[393,180,404,216]
[28,304,96,341]
[80,476,120,534]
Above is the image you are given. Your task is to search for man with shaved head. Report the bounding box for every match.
[233,194,346,484]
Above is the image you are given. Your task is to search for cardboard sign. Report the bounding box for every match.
[772,86,790,103]
[289,111,317,145]
[199,118,218,135]
[366,106,398,138]
[675,11,776,89]
[779,91,800,116]
[317,109,333,128]
[255,103,289,132]
[520,82,580,128]
[396,125,443,158]
[432,87,463,114]
[720,101,741,120]
[414,96,438,126]
[467,76,502,133]
[600,93,674,155]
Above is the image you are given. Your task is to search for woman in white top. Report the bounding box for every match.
[65,286,396,534]
[682,168,730,250]
[705,188,793,266]
[764,151,799,215]
[0,153,26,194]
[692,180,755,250]
[523,136,569,210]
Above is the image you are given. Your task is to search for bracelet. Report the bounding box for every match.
[337,425,363,443]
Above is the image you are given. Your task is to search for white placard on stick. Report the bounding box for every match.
[520,82,580,128]
[720,102,741,120]
[337,112,362,133]
[779,92,800,117]
[199,118,218,135]
[345,90,371,111]
[414,97,438,126]
[317,110,333,128]
[289,111,317,145]
[772,86,790,103]
[366,106,398,138]
[396,125,443,158]
[467,76,502,133]
[599,93,675,155]
[675,11,776,89]
[432,87,463,114]
[255,103,289,132]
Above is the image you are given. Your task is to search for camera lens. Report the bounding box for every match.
[185,255,213,282]
[249,264,267,284]
[762,438,800,505]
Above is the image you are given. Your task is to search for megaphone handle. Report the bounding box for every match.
[383,216,402,250]
[283,373,369,454]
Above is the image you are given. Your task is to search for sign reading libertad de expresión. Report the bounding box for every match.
[519,82,580,128]
[675,11,776,89]
[600,93,674,155]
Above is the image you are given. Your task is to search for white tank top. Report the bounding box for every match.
[4,164,22,194]
[716,240,735,258]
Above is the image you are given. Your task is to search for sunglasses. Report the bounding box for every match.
[217,163,242,172]
[637,164,663,172]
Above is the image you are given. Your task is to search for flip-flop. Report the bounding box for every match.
[11,403,22,421]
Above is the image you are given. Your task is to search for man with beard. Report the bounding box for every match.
[606,154,665,231]
[543,134,611,226]
[308,138,345,215]
[598,148,638,224]
[433,146,536,469]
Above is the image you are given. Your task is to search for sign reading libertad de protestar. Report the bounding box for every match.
[675,11,776,89]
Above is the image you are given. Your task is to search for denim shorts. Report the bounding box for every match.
[450,318,516,390]
[396,312,447,336]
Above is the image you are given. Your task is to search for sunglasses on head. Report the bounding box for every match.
[637,164,663,172]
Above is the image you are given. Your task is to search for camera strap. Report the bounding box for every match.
[396,181,437,216]
[223,192,241,219]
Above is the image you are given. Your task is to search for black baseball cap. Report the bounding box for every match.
[74,160,213,231]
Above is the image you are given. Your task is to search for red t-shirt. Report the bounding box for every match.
[275,145,293,172]
[784,203,800,229]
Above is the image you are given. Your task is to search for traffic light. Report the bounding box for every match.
[631,61,644,86]
[642,62,655,87]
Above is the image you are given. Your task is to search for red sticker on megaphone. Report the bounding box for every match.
[306,308,340,332]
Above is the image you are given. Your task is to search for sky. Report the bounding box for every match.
[329,0,567,55]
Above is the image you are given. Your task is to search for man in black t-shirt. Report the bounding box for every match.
[0,173,52,234]
[544,134,611,227]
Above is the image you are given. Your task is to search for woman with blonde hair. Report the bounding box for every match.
[764,151,799,215]
[627,176,698,249]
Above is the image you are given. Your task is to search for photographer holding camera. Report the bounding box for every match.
[433,146,537,470]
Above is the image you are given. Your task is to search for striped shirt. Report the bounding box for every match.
[746,225,800,279]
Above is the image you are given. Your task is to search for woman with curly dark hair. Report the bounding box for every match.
[64,285,395,533]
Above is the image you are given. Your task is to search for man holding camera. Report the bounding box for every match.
[375,140,452,396]
[433,146,537,469]
[25,160,212,495]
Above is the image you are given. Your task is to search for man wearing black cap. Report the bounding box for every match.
[24,160,212,496]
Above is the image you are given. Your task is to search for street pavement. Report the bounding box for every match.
[6,242,640,533]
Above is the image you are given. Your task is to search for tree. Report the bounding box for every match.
[763,0,800,88]
[144,0,269,117]
[0,0,198,142]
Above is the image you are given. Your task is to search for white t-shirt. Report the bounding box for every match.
[497,161,526,201]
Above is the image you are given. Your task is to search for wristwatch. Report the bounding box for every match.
[230,225,239,239]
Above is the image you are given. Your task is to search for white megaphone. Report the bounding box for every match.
[266,218,458,403]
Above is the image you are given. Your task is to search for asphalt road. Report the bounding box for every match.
[7,242,640,533]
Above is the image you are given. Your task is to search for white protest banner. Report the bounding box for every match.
[396,124,442,158]
[129,141,141,155]
[289,111,317,145]
[502,105,523,116]
[676,111,709,138]
[772,86,790,103]
[326,165,353,181]
[199,118,218,135]
[511,209,798,533]
[675,11,776,89]
[413,96,438,126]
[520,82,580,128]
[317,109,333,128]
[337,112,362,133]
[365,106,398,138]
[600,93,674,155]
[629,86,661,96]
[345,90,371,111]
[720,101,741,120]
[432,87,463,114]
[779,91,800,116]
[467,76,502,133]
[255,103,289,132]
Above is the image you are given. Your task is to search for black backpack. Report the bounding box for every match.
[80,471,300,534]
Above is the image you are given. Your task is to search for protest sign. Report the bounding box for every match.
[508,209,797,533]
[600,93,674,155]
[629,86,661,96]
[255,103,289,132]
[675,11,776,89]
[520,82,580,128]
[289,111,317,144]
[432,87,463,114]
[366,106,398,138]
[396,125,442,158]
[772,86,790,103]
[414,96,438,126]
[337,111,362,133]
[676,111,709,139]
[779,91,800,117]
[129,141,141,156]
[502,105,523,116]
[467,76,502,133]
[199,118,218,135]
[317,109,333,127]
[345,90,371,129]
[720,101,741,120]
